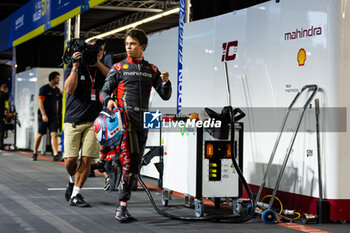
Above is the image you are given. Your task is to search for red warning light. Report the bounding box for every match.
[206,144,214,158]
[226,144,231,158]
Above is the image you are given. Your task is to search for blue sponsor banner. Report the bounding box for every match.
[50,0,81,21]
[0,0,106,51]
[176,0,185,114]
[0,16,12,52]
[11,0,47,43]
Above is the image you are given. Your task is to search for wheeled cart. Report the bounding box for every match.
[161,122,243,217]
[250,85,319,224]
[3,112,20,150]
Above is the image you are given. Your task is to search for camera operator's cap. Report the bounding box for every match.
[87,39,105,49]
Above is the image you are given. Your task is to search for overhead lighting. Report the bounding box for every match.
[86,7,180,42]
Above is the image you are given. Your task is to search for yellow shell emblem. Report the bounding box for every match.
[297,48,306,66]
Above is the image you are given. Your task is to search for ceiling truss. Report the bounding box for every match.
[102,0,178,10]
[43,0,179,39]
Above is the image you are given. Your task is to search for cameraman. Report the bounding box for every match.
[63,39,109,207]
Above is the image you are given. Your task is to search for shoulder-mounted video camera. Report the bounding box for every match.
[62,38,104,66]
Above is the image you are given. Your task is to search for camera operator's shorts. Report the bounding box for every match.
[63,122,99,158]
[38,117,58,135]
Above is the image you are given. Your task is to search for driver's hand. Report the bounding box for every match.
[107,100,117,112]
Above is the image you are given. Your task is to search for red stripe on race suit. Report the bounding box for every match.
[117,81,125,108]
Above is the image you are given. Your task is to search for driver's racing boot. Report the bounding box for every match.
[115,205,136,223]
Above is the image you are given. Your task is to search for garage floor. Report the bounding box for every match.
[0,150,349,233]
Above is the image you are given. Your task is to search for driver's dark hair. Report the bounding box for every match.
[125,28,148,51]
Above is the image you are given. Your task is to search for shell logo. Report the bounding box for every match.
[297,48,306,66]
[123,64,129,69]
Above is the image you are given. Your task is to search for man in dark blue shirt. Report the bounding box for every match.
[32,72,61,161]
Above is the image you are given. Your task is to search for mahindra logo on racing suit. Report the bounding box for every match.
[221,41,238,62]
[284,26,322,41]
[123,71,152,78]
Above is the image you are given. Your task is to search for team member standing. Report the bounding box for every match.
[32,72,61,161]
[0,84,9,150]
[100,28,172,222]
[64,39,109,207]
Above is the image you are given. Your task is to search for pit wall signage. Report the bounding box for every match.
[221,40,238,62]
[284,26,322,41]
[176,0,185,114]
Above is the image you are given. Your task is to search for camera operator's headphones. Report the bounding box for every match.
[90,39,105,52]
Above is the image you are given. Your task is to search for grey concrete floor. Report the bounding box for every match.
[0,150,349,233]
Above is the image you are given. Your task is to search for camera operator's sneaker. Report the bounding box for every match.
[104,177,110,191]
[70,194,90,207]
[53,155,64,162]
[115,205,136,223]
[32,153,38,161]
[65,182,74,201]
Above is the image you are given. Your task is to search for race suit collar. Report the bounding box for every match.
[127,56,144,64]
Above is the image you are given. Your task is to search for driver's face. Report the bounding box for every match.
[125,36,144,59]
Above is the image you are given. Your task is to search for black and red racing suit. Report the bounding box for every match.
[99,56,171,201]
